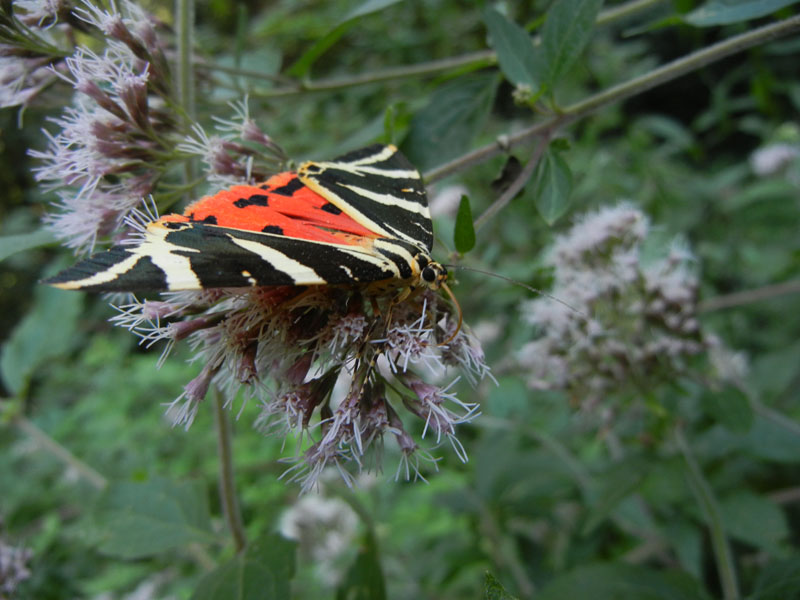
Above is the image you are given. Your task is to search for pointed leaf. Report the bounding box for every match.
[484,9,540,89]
[0,282,82,395]
[192,534,296,600]
[286,0,402,77]
[540,0,604,89]
[531,149,572,224]
[454,195,476,254]
[336,534,386,600]
[750,558,800,600]
[583,456,650,534]
[537,564,712,600]
[485,572,519,600]
[686,0,800,26]
[0,229,55,261]
[719,491,789,553]
[701,385,753,433]
[403,74,497,170]
[94,478,214,559]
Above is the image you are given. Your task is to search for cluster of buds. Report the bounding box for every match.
[0,537,32,599]
[23,0,174,252]
[17,0,284,254]
[114,283,489,490]
[518,204,710,420]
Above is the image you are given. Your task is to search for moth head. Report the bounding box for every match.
[420,261,447,290]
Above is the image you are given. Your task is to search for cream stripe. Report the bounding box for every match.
[339,183,430,216]
[227,236,327,285]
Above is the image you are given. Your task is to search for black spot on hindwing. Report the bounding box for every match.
[270,178,304,197]
[321,203,342,215]
[234,194,270,208]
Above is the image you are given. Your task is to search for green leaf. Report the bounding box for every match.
[685,0,800,26]
[454,195,476,254]
[536,564,712,600]
[484,572,519,600]
[719,491,788,553]
[743,415,800,463]
[344,0,402,21]
[383,104,397,144]
[403,74,497,171]
[531,148,573,224]
[583,456,650,534]
[750,557,800,600]
[192,534,296,600]
[336,534,386,600]
[0,282,82,395]
[0,229,56,262]
[540,0,604,90]
[483,9,540,89]
[94,478,214,559]
[701,386,753,433]
[286,0,401,77]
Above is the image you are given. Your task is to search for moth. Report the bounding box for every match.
[45,144,448,295]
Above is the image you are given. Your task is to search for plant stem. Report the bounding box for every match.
[676,426,740,600]
[699,278,800,312]
[198,0,665,94]
[474,135,551,231]
[14,415,107,491]
[176,0,196,187]
[213,389,247,553]
[596,0,665,25]
[219,50,497,98]
[424,15,800,184]
[175,0,195,120]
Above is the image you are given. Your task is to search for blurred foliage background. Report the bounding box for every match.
[2,0,800,598]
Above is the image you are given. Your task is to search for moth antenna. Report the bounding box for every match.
[437,281,463,347]
[444,264,587,318]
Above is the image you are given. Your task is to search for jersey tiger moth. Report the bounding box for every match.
[44,144,449,297]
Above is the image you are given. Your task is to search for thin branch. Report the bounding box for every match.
[176,0,196,188]
[196,0,666,94]
[251,51,495,98]
[213,389,247,553]
[751,399,800,437]
[474,135,552,231]
[175,0,195,120]
[699,279,800,312]
[424,15,800,183]
[14,415,107,491]
[676,426,740,600]
[769,486,800,505]
[596,0,665,25]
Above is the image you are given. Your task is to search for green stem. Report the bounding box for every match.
[474,135,552,231]
[198,0,665,95]
[699,278,800,312]
[175,0,196,187]
[175,0,195,120]
[251,51,495,98]
[14,415,107,491]
[596,0,665,25]
[213,389,247,553]
[676,426,740,600]
[424,14,800,184]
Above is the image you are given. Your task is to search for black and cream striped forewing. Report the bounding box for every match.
[44,221,423,292]
[298,144,433,252]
